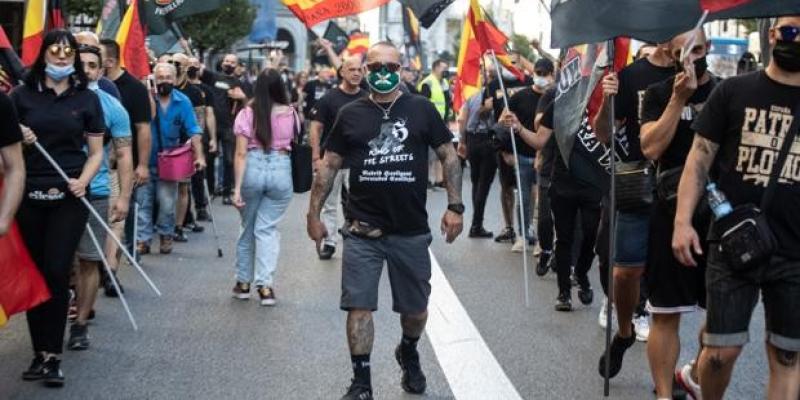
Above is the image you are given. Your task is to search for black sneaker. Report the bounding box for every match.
[395,345,426,394]
[173,228,188,243]
[67,323,89,351]
[578,286,594,305]
[103,273,124,298]
[196,208,210,221]
[41,357,64,387]
[555,291,573,312]
[468,226,493,238]
[318,244,335,260]
[222,197,233,206]
[598,326,636,379]
[257,286,276,306]
[536,251,551,276]
[22,354,45,381]
[494,227,516,243]
[341,381,373,400]
[184,222,205,233]
[232,282,250,300]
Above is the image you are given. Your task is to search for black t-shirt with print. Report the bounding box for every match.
[178,82,205,108]
[614,58,675,162]
[303,79,334,117]
[11,84,105,178]
[485,76,534,122]
[641,76,716,171]
[507,86,541,157]
[324,94,453,234]
[692,71,800,258]
[310,86,367,146]
[0,91,23,148]
[113,71,152,166]
[536,88,557,179]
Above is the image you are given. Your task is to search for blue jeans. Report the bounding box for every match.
[516,155,537,241]
[235,151,293,287]
[136,169,178,243]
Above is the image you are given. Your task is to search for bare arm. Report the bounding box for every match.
[309,120,324,162]
[232,135,248,196]
[593,73,623,144]
[205,106,217,147]
[640,102,684,161]
[0,143,24,235]
[308,151,344,218]
[675,136,718,226]
[434,142,463,205]
[457,103,468,140]
[134,121,152,184]
[112,137,134,220]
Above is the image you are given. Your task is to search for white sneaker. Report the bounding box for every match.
[511,238,524,253]
[598,297,615,329]
[676,361,702,400]
[633,314,650,342]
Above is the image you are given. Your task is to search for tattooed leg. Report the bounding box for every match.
[347,309,374,356]
[767,343,800,399]
[698,346,741,400]
[400,311,428,338]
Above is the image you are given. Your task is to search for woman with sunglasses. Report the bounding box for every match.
[230,68,296,305]
[10,29,105,387]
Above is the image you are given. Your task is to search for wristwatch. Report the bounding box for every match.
[447,203,465,215]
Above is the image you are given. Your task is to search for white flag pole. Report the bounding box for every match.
[86,224,139,331]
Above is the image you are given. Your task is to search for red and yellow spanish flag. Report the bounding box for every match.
[452,16,483,113]
[21,0,47,67]
[700,0,752,12]
[344,32,370,57]
[467,0,524,81]
[115,0,150,79]
[282,0,390,28]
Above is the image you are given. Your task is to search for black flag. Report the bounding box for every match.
[398,0,455,28]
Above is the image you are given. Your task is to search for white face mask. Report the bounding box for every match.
[87,81,99,91]
[533,76,550,88]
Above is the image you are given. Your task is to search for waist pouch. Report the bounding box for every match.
[656,166,710,218]
[711,204,776,272]
[615,160,655,212]
[346,219,384,240]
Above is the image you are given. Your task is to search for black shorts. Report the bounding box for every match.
[340,231,433,314]
[646,200,709,313]
[704,248,800,351]
[497,152,516,188]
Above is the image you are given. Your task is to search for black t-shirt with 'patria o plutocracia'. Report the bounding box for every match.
[324,93,453,235]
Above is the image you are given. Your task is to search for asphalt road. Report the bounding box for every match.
[0,175,768,399]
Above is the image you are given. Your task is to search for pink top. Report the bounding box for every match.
[233,106,296,151]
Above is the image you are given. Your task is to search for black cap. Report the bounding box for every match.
[534,58,554,75]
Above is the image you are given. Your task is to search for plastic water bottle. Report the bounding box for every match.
[706,183,733,220]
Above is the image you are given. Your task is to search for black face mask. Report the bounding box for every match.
[187,66,199,79]
[676,56,708,78]
[157,82,173,97]
[222,64,235,75]
[773,40,800,72]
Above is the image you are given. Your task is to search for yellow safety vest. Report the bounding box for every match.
[417,74,446,118]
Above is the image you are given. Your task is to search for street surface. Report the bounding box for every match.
[0,176,768,399]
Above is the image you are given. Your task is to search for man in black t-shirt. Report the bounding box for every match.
[303,70,335,117]
[188,56,217,221]
[309,56,367,260]
[0,91,24,237]
[592,41,676,369]
[485,67,534,243]
[639,29,715,400]
[307,42,463,400]
[674,16,800,399]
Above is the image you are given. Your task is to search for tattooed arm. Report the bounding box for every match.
[435,142,464,243]
[672,135,719,267]
[307,151,343,245]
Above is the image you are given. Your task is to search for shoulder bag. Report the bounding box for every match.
[615,159,656,212]
[713,103,799,272]
[289,108,313,193]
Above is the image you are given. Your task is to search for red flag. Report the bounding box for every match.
[116,0,150,79]
[0,182,50,327]
[700,0,752,12]
[47,0,65,30]
[282,0,390,29]
[467,0,524,81]
[0,26,11,49]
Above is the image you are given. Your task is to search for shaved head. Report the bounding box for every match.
[366,41,400,64]
[75,31,100,47]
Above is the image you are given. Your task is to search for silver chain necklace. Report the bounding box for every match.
[368,92,402,120]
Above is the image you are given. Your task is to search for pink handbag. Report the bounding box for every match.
[157,141,194,181]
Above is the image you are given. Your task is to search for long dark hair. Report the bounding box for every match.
[251,68,289,148]
[23,29,88,90]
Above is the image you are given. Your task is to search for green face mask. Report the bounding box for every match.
[367,66,400,94]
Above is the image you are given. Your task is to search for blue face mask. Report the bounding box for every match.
[45,63,75,81]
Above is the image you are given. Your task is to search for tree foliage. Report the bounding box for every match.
[510,33,534,60]
[182,0,256,53]
[65,0,103,20]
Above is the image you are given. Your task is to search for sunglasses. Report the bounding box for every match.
[81,61,99,70]
[777,25,800,42]
[366,62,401,73]
[48,44,74,57]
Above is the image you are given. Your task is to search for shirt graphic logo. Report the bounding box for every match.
[736,105,798,187]
[368,118,408,157]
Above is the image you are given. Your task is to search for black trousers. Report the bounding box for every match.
[17,195,88,354]
[537,174,554,252]
[466,132,497,229]
[221,132,234,197]
[550,183,602,294]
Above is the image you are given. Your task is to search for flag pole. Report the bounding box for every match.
[488,49,530,308]
[86,224,139,331]
[33,142,162,297]
[603,38,616,398]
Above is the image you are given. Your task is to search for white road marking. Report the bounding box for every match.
[426,249,523,400]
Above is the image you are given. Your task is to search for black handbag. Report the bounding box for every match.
[289,109,313,193]
[713,103,799,271]
[615,160,655,212]
[656,166,709,218]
